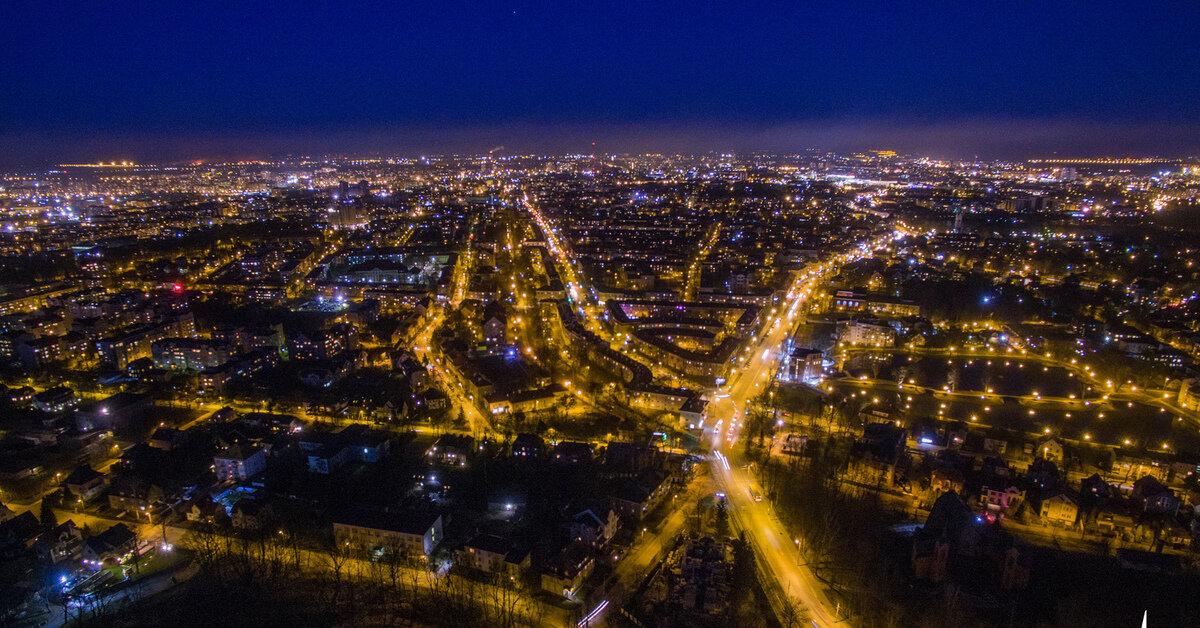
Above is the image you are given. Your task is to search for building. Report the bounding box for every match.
[483,314,507,346]
[288,323,358,361]
[457,534,530,580]
[75,392,152,431]
[554,441,594,465]
[786,347,823,382]
[106,477,164,517]
[837,319,895,347]
[231,497,274,530]
[332,510,443,557]
[199,348,279,391]
[511,433,545,458]
[81,523,138,569]
[35,520,84,564]
[570,508,622,548]
[1035,435,1064,464]
[980,485,1024,517]
[1131,476,1180,515]
[301,425,392,474]
[426,434,474,466]
[32,386,76,413]
[65,464,106,502]
[213,444,267,483]
[151,337,235,371]
[1039,491,1079,526]
[1179,378,1200,412]
[541,541,594,598]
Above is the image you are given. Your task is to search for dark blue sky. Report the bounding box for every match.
[2,1,1198,164]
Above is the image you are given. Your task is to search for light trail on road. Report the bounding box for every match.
[704,231,898,627]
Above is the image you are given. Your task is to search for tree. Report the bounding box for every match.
[715,499,731,540]
[40,494,58,531]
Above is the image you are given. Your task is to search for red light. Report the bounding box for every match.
[172,284,183,293]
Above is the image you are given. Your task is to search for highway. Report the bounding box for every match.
[705,233,897,627]
[523,190,896,626]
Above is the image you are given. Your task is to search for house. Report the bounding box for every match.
[1026,457,1060,489]
[511,433,544,458]
[1039,491,1079,527]
[393,354,429,390]
[0,458,43,480]
[980,456,1011,480]
[148,427,183,450]
[81,523,138,568]
[421,388,448,410]
[605,442,658,472]
[1080,474,1109,497]
[106,476,164,517]
[299,431,350,474]
[980,485,1024,516]
[231,497,274,530]
[457,534,530,580]
[1035,435,1064,464]
[782,433,807,456]
[483,314,507,346]
[554,441,593,465]
[35,520,84,564]
[541,541,594,599]
[861,422,906,463]
[213,444,267,483]
[332,510,443,557]
[1131,475,1180,515]
[930,467,965,494]
[679,394,707,426]
[339,424,393,463]
[65,464,106,502]
[0,512,41,556]
[8,386,35,405]
[301,425,394,474]
[569,508,621,548]
[426,434,474,466]
[185,495,222,524]
[1115,452,1169,482]
[1079,473,1111,517]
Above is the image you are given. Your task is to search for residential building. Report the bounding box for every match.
[332,510,443,557]
[214,444,267,482]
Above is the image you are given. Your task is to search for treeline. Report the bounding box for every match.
[758,451,917,628]
[75,526,553,627]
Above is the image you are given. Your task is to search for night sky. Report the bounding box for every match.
[2,1,1198,165]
